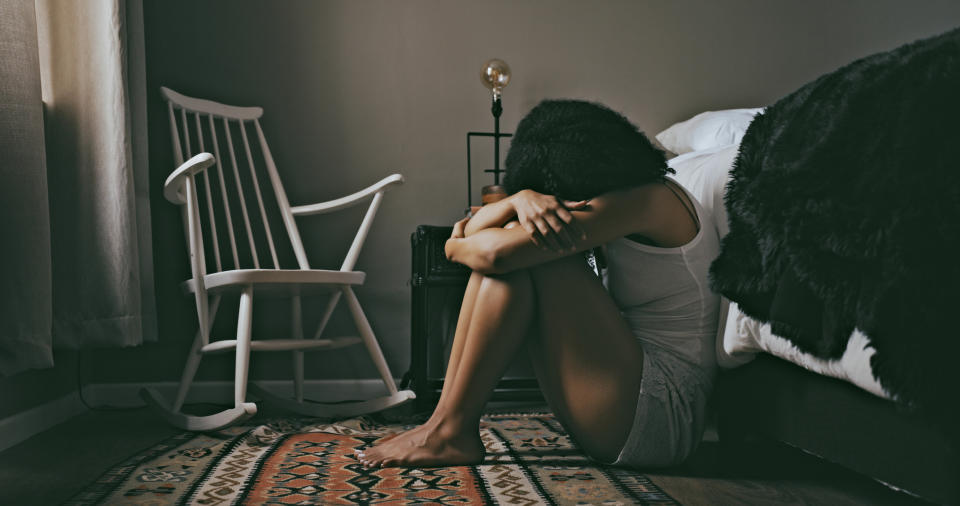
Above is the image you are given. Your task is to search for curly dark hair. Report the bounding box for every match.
[503,99,671,201]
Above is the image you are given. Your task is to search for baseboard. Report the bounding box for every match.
[83,379,400,408]
[0,392,87,453]
[0,379,404,452]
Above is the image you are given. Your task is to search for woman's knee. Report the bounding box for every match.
[477,266,534,294]
[473,252,592,294]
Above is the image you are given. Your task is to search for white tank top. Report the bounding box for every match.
[603,179,721,370]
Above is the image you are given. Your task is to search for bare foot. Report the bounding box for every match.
[356,420,484,468]
[358,422,430,455]
[353,414,439,464]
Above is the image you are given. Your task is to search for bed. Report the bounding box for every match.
[661,101,959,504]
[662,130,891,401]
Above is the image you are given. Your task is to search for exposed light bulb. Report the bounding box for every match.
[480,59,511,100]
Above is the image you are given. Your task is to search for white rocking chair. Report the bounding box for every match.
[140,87,415,431]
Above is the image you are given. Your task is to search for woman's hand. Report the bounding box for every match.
[510,189,588,251]
[445,217,470,260]
[451,217,469,239]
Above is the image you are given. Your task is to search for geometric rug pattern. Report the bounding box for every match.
[65,412,678,505]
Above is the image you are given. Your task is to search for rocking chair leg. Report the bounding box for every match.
[342,287,398,394]
[291,295,304,403]
[235,286,254,407]
[292,352,304,403]
[173,295,221,412]
[173,330,204,412]
[311,291,341,340]
[142,285,256,430]
[244,287,415,419]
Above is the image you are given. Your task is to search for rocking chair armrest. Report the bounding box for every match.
[163,152,216,204]
[289,173,404,217]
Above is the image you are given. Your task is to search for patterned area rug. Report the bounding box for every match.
[67,412,678,505]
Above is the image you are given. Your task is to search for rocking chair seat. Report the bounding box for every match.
[182,269,365,296]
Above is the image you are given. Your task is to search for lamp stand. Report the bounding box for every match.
[466,95,512,212]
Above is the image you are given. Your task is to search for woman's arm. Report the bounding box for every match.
[463,198,516,236]
[464,190,588,250]
[446,184,666,274]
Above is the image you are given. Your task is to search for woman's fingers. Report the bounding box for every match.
[561,201,588,238]
[534,219,563,251]
[544,206,582,247]
[556,207,574,224]
[516,209,549,248]
[512,193,588,251]
[451,217,468,239]
[520,220,542,247]
[554,208,586,243]
[520,211,577,251]
[544,214,577,250]
[563,199,589,209]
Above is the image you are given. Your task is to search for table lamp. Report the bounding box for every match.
[466,59,513,212]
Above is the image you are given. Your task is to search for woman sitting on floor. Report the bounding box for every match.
[358,99,721,468]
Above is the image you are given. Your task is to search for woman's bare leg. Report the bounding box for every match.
[432,222,526,413]
[360,269,535,467]
[433,271,486,413]
[357,271,485,450]
[359,255,643,467]
[525,255,643,461]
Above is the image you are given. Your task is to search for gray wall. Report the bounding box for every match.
[81,0,960,384]
[0,351,76,418]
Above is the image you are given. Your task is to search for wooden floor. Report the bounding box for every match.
[645,431,931,505]
[0,405,932,505]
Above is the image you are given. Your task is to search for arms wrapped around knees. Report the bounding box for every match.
[445,184,681,275]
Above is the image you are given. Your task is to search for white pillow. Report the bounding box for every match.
[669,144,739,238]
[656,108,763,155]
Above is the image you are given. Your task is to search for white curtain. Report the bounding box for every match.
[0,0,54,374]
[0,0,155,375]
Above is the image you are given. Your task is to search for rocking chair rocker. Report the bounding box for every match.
[141,87,415,431]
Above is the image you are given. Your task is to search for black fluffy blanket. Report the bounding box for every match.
[710,27,960,434]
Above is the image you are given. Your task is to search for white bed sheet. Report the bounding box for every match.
[717,301,892,400]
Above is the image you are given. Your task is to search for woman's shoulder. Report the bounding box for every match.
[608,181,702,249]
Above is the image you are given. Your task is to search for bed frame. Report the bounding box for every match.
[717,354,958,504]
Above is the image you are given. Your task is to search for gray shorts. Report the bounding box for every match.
[611,346,713,468]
